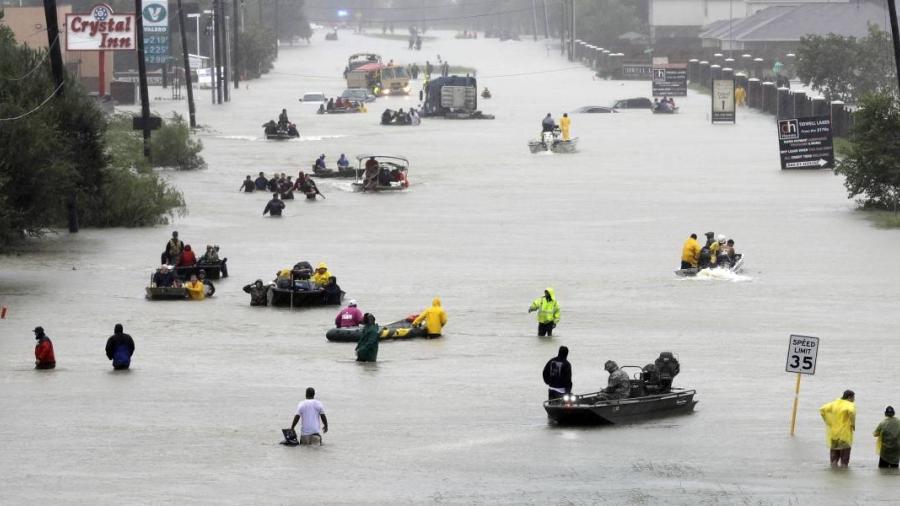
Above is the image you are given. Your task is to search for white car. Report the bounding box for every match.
[300,92,327,103]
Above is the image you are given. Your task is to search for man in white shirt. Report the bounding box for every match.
[290,387,329,445]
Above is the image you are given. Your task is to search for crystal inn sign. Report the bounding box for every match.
[66,3,136,51]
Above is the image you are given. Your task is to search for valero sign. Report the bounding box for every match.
[66,4,136,51]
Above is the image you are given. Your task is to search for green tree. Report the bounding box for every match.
[238,25,277,78]
[574,0,645,48]
[834,93,900,211]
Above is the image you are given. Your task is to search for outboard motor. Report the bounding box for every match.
[541,131,555,148]
[654,352,680,393]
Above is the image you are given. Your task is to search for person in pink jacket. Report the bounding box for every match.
[335,300,364,328]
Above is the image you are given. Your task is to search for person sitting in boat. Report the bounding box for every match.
[541,113,556,133]
[198,269,215,297]
[240,175,255,193]
[323,276,342,305]
[653,98,659,110]
[412,297,448,338]
[255,172,269,191]
[243,279,269,306]
[657,98,673,113]
[364,157,380,190]
[152,265,178,288]
[337,154,350,170]
[600,360,631,400]
[275,268,293,289]
[335,300,364,328]
[390,168,409,188]
[698,231,718,268]
[286,123,299,137]
[184,274,206,300]
[176,244,197,267]
[396,108,410,125]
[718,239,737,268]
[381,109,394,125]
[161,231,184,265]
[278,108,289,128]
[667,97,676,108]
[315,155,327,171]
[312,262,333,287]
[263,120,278,135]
[680,233,700,269]
[198,245,220,265]
[263,193,285,217]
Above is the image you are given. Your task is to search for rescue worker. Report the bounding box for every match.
[161,231,184,265]
[681,233,700,269]
[185,274,206,300]
[335,300,364,328]
[33,326,56,370]
[254,172,269,190]
[243,279,269,306]
[874,405,900,468]
[559,113,571,141]
[735,85,747,106]
[176,244,197,267]
[528,288,560,337]
[542,346,572,400]
[541,113,556,133]
[820,390,856,468]
[278,108,289,128]
[240,175,255,192]
[311,262,333,287]
[600,360,630,400]
[263,193,285,216]
[412,297,448,338]
[105,323,135,370]
[355,313,379,362]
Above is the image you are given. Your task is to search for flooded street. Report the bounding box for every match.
[3,31,900,504]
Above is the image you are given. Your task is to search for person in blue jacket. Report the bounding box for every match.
[337,154,350,170]
[105,323,135,370]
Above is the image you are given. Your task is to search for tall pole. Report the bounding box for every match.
[223,12,230,102]
[177,0,197,127]
[214,0,224,104]
[232,0,240,88]
[570,0,576,62]
[41,0,65,97]
[135,0,152,158]
[887,0,900,95]
[560,0,565,55]
[542,0,550,39]
[209,19,215,104]
[273,0,279,57]
[531,0,538,41]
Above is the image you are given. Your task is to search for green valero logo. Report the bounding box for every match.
[143,3,167,23]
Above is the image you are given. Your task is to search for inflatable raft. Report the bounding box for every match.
[326,315,428,342]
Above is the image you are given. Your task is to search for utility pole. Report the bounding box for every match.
[135,0,152,158]
[570,0,576,62]
[531,0,538,41]
[41,0,65,97]
[273,0,279,57]
[232,0,240,88]
[223,9,230,102]
[560,0,566,55]
[177,0,197,127]
[214,0,224,104]
[888,0,900,95]
[542,0,550,39]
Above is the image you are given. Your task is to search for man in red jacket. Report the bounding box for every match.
[33,326,55,369]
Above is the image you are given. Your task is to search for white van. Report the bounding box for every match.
[196,67,225,89]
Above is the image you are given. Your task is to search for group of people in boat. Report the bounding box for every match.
[653,97,677,112]
[313,154,351,174]
[318,97,367,114]
[381,107,421,125]
[242,261,343,307]
[150,265,215,299]
[543,347,681,401]
[540,112,572,141]
[333,297,447,362]
[264,109,299,137]
[361,156,408,191]
[680,231,739,270]
[160,231,225,271]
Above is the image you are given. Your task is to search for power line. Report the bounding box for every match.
[0,81,65,122]
[0,35,58,82]
[306,6,534,24]
[304,0,539,11]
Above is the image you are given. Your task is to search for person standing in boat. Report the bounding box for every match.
[176,244,197,267]
[33,326,56,370]
[680,233,700,270]
[412,297,448,338]
[820,390,856,468]
[278,108,289,128]
[243,279,269,306]
[529,288,560,337]
[541,113,556,133]
[542,346,572,400]
[263,193,285,217]
[105,324,135,370]
[600,360,630,400]
[355,313,379,362]
[335,300,364,328]
[559,113,571,141]
[161,231,184,265]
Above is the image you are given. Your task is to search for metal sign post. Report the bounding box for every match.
[786,334,820,435]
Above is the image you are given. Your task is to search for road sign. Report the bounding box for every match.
[777,115,834,170]
[651,63,687,97]
[711,79,735,123]
[785,334,819,374]
[141,0,169,64]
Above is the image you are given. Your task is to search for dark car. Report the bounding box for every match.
[573,105,617,114]
[611,97,653,109]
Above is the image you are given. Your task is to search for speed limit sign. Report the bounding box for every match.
[786,335,819,374]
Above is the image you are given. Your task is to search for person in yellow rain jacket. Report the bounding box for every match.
[311,262,333,287]
[735,86,746,106]
[820,390,856,468]
[559,113,571,141]
[529,288,560,337]
[185,274,206,300]
[412,297,448,338]
[681,233,700,269]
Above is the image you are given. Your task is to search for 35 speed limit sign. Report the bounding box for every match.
[786,335,819,374]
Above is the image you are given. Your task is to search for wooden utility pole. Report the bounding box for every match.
[531,0,538,41]
[223,1,230,102]
[560,0,566,55]
[41,0,65,97]
[135,0,152,157]
[177,0,197,127]
[542,0,550,39]
[232,0,240,89]
[887,0,900,95]
[273,0,279,57]
[214,0,224,103]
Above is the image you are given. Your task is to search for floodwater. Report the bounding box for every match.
[3,31,900,505]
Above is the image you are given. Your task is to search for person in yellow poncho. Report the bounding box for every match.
[681,234,700,269]
[559,113,571,141]
[311,262,333,287]
[412,297,448,337]
[184,274,206,300]
[820,390,856,468]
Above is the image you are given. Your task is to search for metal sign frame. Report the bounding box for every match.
[711,78,736,124]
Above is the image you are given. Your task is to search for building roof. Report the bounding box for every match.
[701,0,888,42]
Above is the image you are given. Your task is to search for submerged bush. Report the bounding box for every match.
[150,113,206,170]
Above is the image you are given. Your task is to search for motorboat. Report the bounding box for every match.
[312,165,356,178]
[352,155,410,192]
[173,259,228,280]
[544,388,698,425]
[262,120,299,140]
[675,254,744,277]
[528,130,578,154]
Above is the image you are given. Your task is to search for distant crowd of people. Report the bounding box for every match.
[381,107,420,125]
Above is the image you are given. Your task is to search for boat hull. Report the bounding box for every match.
[174,260,228,280]
[544,389,697,425]
[269,287,343,307]
[528,137,578,154]
[145,286,188,300]
[326,318,428,342]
